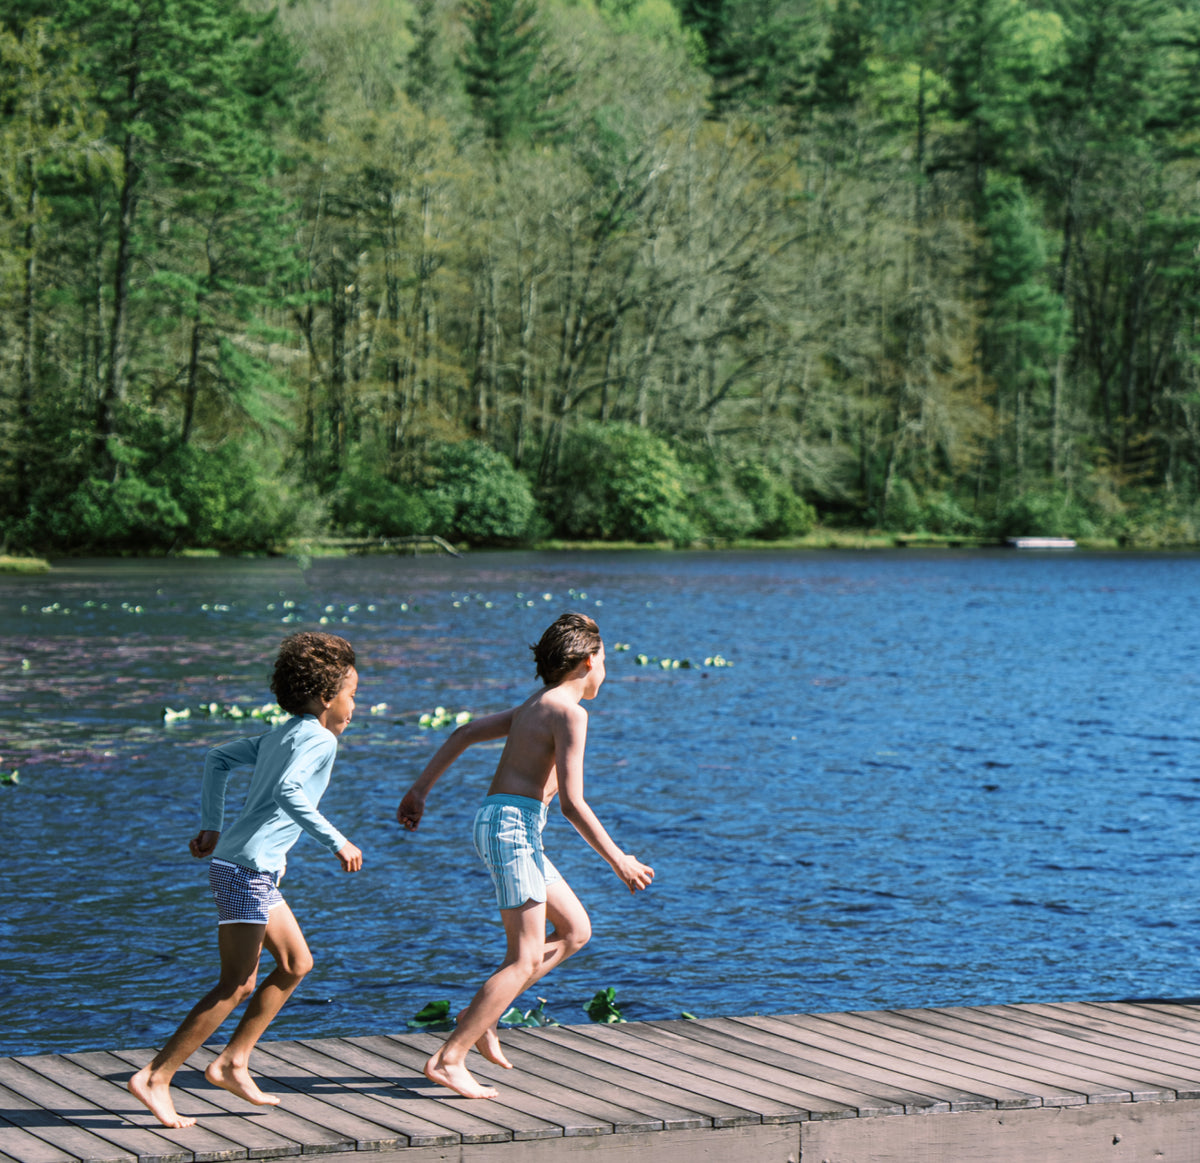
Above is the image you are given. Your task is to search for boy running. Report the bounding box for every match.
[128,631,363,1128]
[397,612,653,1099]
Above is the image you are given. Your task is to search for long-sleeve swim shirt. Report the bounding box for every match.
[200,714,348,873]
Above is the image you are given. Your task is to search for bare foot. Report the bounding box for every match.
[128,1065,197,1129]
[457,1009,513,1069]
[475,1026,513,1068]
[423,1052,499,1099]
[204,1059,280,1107]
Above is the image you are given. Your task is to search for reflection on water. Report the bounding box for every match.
[2,550,1199,1055]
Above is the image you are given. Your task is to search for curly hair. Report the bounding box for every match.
[530,612,601,686]
[271,632,356,715]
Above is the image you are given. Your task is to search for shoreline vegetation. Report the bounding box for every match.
[12,528,1200,574]
[7,2,1200,562]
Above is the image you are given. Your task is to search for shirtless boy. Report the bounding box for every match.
[128,631,363,1128]
[397,612,654,1100]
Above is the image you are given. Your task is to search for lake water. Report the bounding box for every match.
[2,549,1199,1057]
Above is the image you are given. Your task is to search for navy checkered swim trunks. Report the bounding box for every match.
[209,858,284,924]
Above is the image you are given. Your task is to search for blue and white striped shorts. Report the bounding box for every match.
[473,794,561,910]
[209,859,284,925]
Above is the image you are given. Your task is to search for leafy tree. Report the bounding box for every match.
[424,440,537,542]
[545,422,696,541]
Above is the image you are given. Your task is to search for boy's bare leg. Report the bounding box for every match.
[426,901,549,1098]
[128,923,265,1128]
[467,880,591,1070]
[205,902,312,1106]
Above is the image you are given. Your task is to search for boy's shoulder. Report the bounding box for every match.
[528,687,587,727]
[264,713,335,749]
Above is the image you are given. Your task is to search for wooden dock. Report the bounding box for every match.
[5,1001,1200,1162]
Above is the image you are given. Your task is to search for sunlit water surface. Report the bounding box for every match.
[2,549,1199,1056]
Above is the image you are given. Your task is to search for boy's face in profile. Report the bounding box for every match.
[323,667,358,735]
[583,644,606,699]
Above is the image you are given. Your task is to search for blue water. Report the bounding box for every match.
[2,549,1199,1056]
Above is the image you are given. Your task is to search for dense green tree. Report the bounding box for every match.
[460,0,573,148]
[7,0,1200,552]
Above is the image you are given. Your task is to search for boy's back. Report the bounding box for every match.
[487,686,586,804]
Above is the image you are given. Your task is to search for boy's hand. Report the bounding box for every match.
[614,853,654,893]
[397,789,426,831]
[336,841,363,872]
[189,830,219,858]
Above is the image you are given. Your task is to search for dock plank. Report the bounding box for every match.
[487,1032,702,1131]
[916,1006,1200,1098]
[0,1118,79,1163]
[0,1080,137,1163]
[340,1036,560,1143]
[522,1026,765,1128]
[106,1049,331,1158]
[0,1060,188,1163]
[9,1002,1200,1163]
[401,1030,644,1136]
[817,1009,1124,1104]
[252,1041,457,1148]
[731,1014,1000,1111]
[301,1039,511,1146]
[100,1052,301,1162]
[366,1036,566,1141]
[1003,1003,1200,1073]
[658,1017,911,1116]
[558,1021,816,1122]
[235,1045,410,1150]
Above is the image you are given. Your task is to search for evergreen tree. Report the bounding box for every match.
[459,0,572,148]
[33,0,305,468]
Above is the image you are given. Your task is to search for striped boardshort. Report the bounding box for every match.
[473,793,561,910]
[209,858,284,924]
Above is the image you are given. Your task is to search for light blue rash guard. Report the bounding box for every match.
[200,714,348,873]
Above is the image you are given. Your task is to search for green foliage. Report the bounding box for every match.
[5,0,1200,551]
[158,442,318,550]
[546,423,697,543]
[61,474,189,553]
[499,997,558,1027]
[423,442,537,544]
[993,490,1096,540]
[584,987,625,1023]
[330,457,433,539]
[407,1000,453,1030]
[732,463,816,538]
[459,0,573,147]
[919,492,981,536]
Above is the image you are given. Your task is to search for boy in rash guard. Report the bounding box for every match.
[397,612,654,1099]
[128,632,362,1129]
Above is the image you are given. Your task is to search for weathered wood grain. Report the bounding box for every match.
[5,1003,1200,1163]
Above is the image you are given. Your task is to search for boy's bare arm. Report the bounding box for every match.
[555,705,654,893]
[398,709,514,830]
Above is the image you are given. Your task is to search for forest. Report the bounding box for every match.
[4,0,1200,552]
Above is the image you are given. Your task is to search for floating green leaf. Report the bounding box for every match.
[408,1000,453,1029]
[501,997,558,1028]
[584,987,624,1024]
[418,707,473,729]
[1,770,20,786]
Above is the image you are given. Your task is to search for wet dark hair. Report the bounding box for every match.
[271,631,356,715]
[530,612,601,686]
